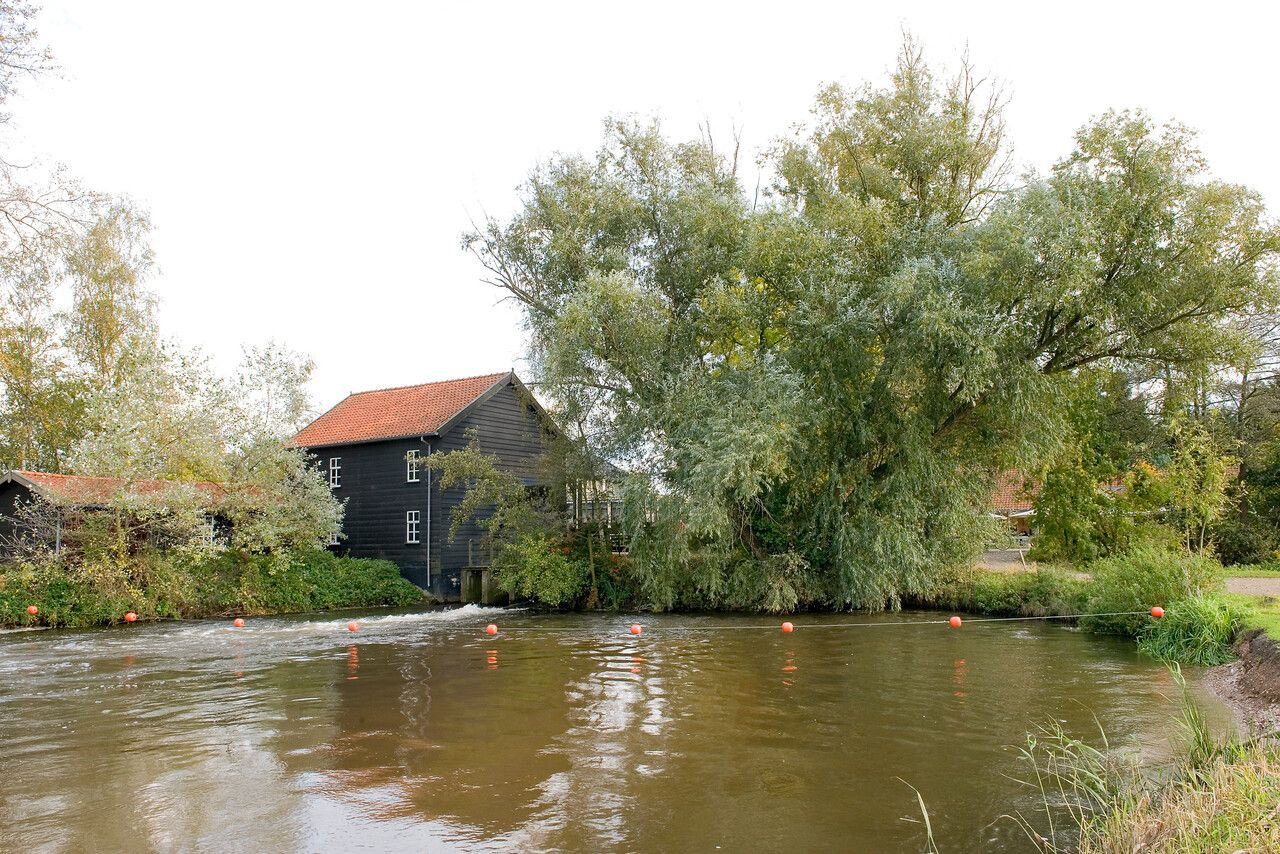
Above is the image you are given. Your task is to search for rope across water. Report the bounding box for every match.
[475,609,1164,635]
[38,607,1158,633]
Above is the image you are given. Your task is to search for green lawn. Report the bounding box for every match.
[1223,566,1280,578]
[1226,592,1280,640]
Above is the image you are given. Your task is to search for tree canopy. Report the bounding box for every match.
[467,41,1280,610]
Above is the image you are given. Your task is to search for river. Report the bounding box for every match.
[0,607,1232,852]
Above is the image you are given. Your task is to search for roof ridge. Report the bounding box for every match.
[345,370,508,398]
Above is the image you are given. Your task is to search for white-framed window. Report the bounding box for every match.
[202,514,217,547]
[406,510,420,544]
[328,526,341,546]
[328,457,341,488]
[407,449,420,483]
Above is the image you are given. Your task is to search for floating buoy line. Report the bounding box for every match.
[17,605,1165,634]
[462,607,1166,636]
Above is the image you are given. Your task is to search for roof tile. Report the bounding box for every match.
[12,471,226,506]
[290,372,509,448]
[990,470,1037,513]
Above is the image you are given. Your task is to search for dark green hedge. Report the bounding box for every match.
[0,548,426,628]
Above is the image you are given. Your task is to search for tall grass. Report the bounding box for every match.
[913,565,1090,616]
[1009,667,1280,853]
[1008,718,1141,852]
[1137,594,1249,666]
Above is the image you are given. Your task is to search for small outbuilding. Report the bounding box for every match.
[0,470,228,558]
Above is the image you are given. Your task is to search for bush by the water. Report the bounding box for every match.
[915,547,1254,668]
[1081,544,1223,637]
[914,565,1090,616]
[1136,594,1249,666]
[493,534,591,607]
[0,548,425,627]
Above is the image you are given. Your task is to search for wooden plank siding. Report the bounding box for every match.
[304,377,551,601]
[0,481,33,549]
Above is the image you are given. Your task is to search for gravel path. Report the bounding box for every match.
[1226,577,1280,597]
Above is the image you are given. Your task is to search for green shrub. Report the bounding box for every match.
[1137,594,1249,666]
[1211,514,1279,566]
[914,566,1090,616]
[301,551,425,610]
[1082,544,1223,636]
[0,548,424,628]
[494,534,590,607]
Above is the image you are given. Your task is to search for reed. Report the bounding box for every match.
[1007,667,1280,852]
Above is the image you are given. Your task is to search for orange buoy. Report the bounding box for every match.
[485,624,498,636]
[124,611,138,623]
[232,618,245,628]
[26,605,38,616]
[781,621,794,633]
[630,624,642,635]
[949,616,962,628]
[347,621,359,632]
[1150,606,1165,618]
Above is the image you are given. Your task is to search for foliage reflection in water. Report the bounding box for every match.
[0,607,1232,852]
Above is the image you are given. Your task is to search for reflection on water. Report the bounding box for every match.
[0,607,1232,852]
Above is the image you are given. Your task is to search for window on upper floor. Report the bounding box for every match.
[407,449,420,483]
[406,510,420,544]
[328,457,341,488]
[201,513,218,547]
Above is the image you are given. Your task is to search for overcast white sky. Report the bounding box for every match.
[9,1,1278,411]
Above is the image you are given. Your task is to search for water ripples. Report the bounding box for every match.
[0,607,1235,853]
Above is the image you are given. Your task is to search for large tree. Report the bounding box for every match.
[469,43,1279,610]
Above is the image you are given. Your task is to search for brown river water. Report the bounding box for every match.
[0,607,1232,852]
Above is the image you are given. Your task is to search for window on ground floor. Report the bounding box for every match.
[406,510,420,544]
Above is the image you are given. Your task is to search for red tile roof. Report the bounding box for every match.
[8,470,227,507]
[290,372,510,448]
[990,470,1037,513]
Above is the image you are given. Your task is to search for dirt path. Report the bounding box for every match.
[1226,577,1280,597]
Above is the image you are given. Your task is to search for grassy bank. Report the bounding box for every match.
[1014,678,1280,853]
[1078,736,1280,852]
[1227,592,1280,641]
[1223,565,1280,578]
[0,548,427,628]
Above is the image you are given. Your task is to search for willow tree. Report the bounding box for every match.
[467,43,1280,611]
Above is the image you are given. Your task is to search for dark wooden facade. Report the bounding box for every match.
[296,372,551,601]
[0,479,33,548]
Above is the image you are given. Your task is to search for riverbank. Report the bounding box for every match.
[1035,728,1280,852]
[0,548,428,628]
[1206,628,1280,733]
[1013,648,1280,851]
